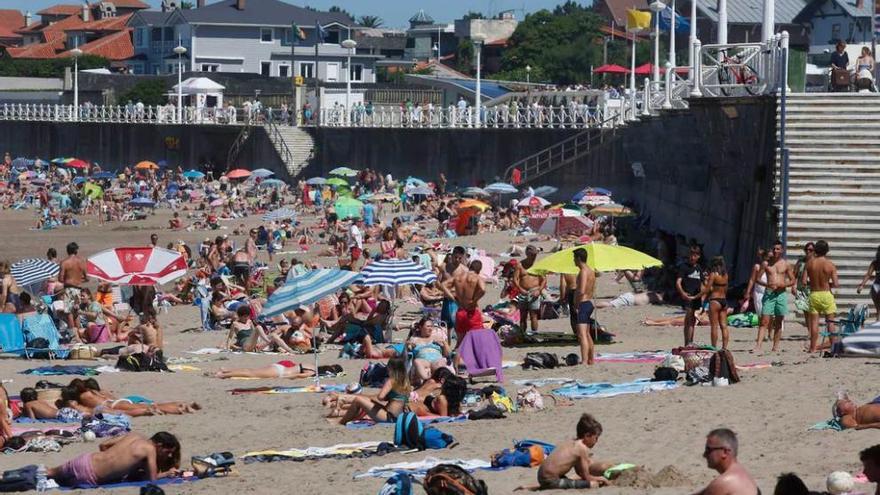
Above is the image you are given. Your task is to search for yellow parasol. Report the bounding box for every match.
[458,199,491,211]
[527,243,662,275]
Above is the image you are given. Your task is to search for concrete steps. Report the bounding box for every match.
[264,125,315,178]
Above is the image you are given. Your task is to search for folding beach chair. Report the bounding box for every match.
[21,312,69,359]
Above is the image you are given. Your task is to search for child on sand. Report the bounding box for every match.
[537,413,613,490]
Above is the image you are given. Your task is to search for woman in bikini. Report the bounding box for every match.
[337,357,410,425]
[212,360,321,379]
[72,379,201,415]
[407,318,451,383]
[226,305,296,354]
[0,260,22,314]
[701,256,730,349]
[410,372,467,417]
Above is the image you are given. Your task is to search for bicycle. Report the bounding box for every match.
[716,52,764,96]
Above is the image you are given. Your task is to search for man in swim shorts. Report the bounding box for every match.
[753,240,795,353]
[803,240,839,353]
[574,248,596,366]
[514,246,547,335]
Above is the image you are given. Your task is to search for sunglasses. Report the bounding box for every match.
[704,445,727,454]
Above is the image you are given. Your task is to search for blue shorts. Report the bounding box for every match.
[576,301,594,325]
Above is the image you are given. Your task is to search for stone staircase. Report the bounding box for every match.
[777,93,880,310]
[264,123,315,178]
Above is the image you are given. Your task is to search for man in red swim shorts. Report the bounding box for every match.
[441,260,486,347]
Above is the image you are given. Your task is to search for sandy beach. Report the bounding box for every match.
[0,207,874,495]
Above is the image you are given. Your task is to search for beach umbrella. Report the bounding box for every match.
[334,196,363,219]
[83,183,103,199]
[329,166,358,177]
[251,168,274,178]
[11,259,59,288]
[306,177,326,185]
[458,199,490,211]
[359,259,437,287]
[262,206,296,222]
[578,194,613,207]
[129,197,155,208]
[226,169,251,179]
[527,244,663,276]
[29,179,46,186]
[87,247,188,286]
[157,160,168,168]
[593,64,630,74]
[188,190,204,199]
[405,176,427,187]
[572,187,612,202]
[11,158,31,170]
[406,186,434,196]
[135,161,158,170]
[368,192,398,202]
[263,269,363,317]
[533,185,559,197]
[460,187,489,198]
[326,177,349,187]
[259,178,285,188]
[72,177,87,185]
[50,157,70,164]
[183,170,205,179]
[92,171,114,180]
[528,214,594,236]
[485,182,518,194]
[590,203,636,217]
[517,196,550,208]
[65,159,89,169]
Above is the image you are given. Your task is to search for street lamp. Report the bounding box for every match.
[173,43,187,123]
[649,0,666,83]
[70,47,82,121]
[341,38,357,125]
[432,42,439,61]
[668,0,676,68]
[526,64,531,103]
[472,33,485,127]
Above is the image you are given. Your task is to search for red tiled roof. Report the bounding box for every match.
[8,13,132,60]
[0,9,24,31]
[57,28,133,60]
[6,40,61,58]
[0,26,22,40]
[64,13,132,33]
[36,5,81,16]
[91,0,149,8]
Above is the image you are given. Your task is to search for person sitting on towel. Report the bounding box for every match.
[537,413,613,490]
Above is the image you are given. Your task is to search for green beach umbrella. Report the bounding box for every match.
[326,177,349,187]
[334,196,364,220]
[330,166,358,177]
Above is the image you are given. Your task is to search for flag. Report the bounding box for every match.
[658,6,690,33]
[292,23,306,41]
[315,21,326,42]
[626,9,651,33]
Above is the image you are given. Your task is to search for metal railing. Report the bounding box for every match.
[694,32,789,98]
[226,120,253,167]
[264,119,294,168]
[0,103,247,125]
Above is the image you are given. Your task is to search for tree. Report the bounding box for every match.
[329,5,353,20]
[180,1,193,8]
[0,54,108,77]
[462,11,484,20]
[456,39,474,75]
[358,15,383,28]
[119,79,168,106]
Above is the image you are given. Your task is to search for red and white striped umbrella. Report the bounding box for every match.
[87,247,187,286]
[528,214,594,236]
[516,196,550,209]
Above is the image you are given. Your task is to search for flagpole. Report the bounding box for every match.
[668,0,676,67]
[630,34,637,92]
[314,24,321,127]
[291,24,296,125]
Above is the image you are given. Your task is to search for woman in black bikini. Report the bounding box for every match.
[701,256,730,349]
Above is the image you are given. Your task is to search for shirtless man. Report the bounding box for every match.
[205,236,224,273]
[573,248,596,365]
[19,387,59,420]
[440,260,486,350]
[859,445,880,495]
[58,242,88,340]
[438,247,467,332]
[835,396,880,430]
[695,428,760,495]
[752,240,795,353]
[514,245,547,334]
[245,229,259,263]
[231,248,251,291]
[536,413,611,490]
[803,240,839,353]
[48,432,181,488]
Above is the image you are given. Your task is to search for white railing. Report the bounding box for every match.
[695,32,789,98]
[0,103,252,125]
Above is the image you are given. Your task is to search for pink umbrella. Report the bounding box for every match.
[209,198,224,207]
[528,214,594,236]
[87,247,187,286]
[226,169,251,179]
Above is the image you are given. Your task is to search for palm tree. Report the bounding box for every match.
[358,15,384,28]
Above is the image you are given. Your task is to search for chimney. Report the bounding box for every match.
[24,11,31,27]
[81,2,89,22]
[236,0,245,10]
[197,0,205,7]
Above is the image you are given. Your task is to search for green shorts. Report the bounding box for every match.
[761,290,788,317]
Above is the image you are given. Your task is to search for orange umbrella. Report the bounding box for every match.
[226,169,252,179]
[135,161,158,170]
[458,199,490,211]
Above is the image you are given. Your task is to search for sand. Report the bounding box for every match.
[0,207,875,495]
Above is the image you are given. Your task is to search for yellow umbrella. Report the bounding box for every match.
[458,199,490,211]
[527,243,662,275]
[135,161,158,170]
[590,203,636,217]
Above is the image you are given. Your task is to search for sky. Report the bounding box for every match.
[0,0,579,29]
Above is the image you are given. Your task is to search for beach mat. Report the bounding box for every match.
[242,441,409,463]
[20,365,99,376]
[58,476,199,491]
[552,378,678,399]
[595,352,669,363]
[353,457,496,479]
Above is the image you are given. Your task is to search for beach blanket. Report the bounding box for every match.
[809,419,844,431]
[736,362,775,371]
[552,378,678,399]
[512,378,576,387]
[11,424,79,436]
[20,365,99,376]
[58,476,198,491]
[229,384,347,395]
[353,457,493,479]
[242,441,407,463]
[595,352,669,363]
[346,415,469,430]
[14,416,80,424]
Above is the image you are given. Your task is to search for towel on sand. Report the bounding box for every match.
[242,441,406,463]
[808,419,844,431]
[354,457,493,479]
[346,414,468,430]
[552,378,678,399]
[20,365,99,376]
[229,384,347,395]
[595,352,669,363]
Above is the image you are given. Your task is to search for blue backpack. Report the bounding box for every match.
[393,412,455,451]
[377,472,413,495]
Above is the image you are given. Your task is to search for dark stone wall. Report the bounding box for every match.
[0,121,288,180]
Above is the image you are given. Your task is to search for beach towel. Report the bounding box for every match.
[58,476,198,491]
[229,384,347,395]
[347,415,468,430]
[21,313,70,359]
[353,457,493,480]
[595,352,670,363]
[20,365,99,376]
[842,327,880,356]
[552,378,678,399]
[11,424,80,436]
[241,441,405,463]
[809,419,844,431]
[458,329,503,382]
[512,378,576,387]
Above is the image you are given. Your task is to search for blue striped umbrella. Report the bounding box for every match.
[251,168,274,178]
[129,197,155,207]
[485,182,518,194]
[261,269,363,318]
[11,259,59,288]
[359,259,437,287]
[262,206,296,222]
[306,177,326,185]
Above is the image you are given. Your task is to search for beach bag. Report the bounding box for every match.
[833,67,849,87]
[523,352,558,369]
[377,473,413,495]
[393,412,455,451]
[424,464,488,495]
[709,349,740,384]
[359,362,388,388]
[115,351,168,372]
[516,386,544,410]
[26,337,50,359]
[652,366,679,382]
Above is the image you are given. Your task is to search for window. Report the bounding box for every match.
[260,27,273,43]
[135,28,144,47]
[405,37,415,48]
[349,63,363,82]
[201,63,220,72]
[299,62,314,78]
[164,27,174,41]
[326,62,339,81]
[831,23,841,42]
[278,64,290,77]
[151,27,162,41]
[260,61,272,76]
[324,30,340,44]
[151,64,161,74]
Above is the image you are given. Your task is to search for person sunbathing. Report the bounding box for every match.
[20,387,60,420]
[835,396,880,430]
[336,357,410,425]
[409,373,466,417]
[48,432,180,488]
[57,386,155,417]
[212,360,321,379]
[225,305,296,354]
[407,318,451,382]
[595,291,665,309]
[73,379,201,415]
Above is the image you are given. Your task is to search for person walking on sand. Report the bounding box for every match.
[573,248,596,365]
[859,445,880,495]
[752,240,795,354]
[676,245,704,346]
[695,428,759,495]
[803,240,839,353]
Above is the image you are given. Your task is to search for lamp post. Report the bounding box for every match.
[472,34,485,127]
[526,64,531,104]
[173,43,187,123]
[649,0,666,83]
[668,0,676,68]
[70,47,82,121]
[341,38,356,125]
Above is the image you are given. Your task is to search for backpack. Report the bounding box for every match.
[708,349,740,384]
[393,412,455,451]
[377,473,413,495]
[424,464,488,495]
[523,352,558,369]
[115,351,168,372]
[652,367,679,382]
[359,362,388,388]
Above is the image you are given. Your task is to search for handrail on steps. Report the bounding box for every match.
[265,120,294,168]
